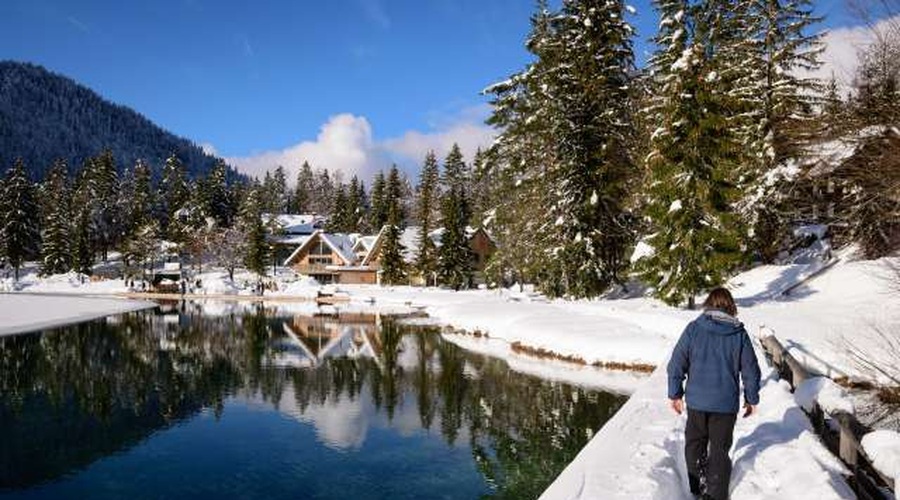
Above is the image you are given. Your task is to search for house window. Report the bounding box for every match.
[310,240,330,255]
[310,256,333,266]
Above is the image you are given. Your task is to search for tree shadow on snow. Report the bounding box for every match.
[730,406,810,490]
[732,265,821,309]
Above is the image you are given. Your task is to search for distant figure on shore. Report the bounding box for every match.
[667,287,761,500]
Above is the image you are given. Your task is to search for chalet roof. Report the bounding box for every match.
[352,235,378,253]
[282,230,358,267]
[264,213,326,236]
[360,225,442,266]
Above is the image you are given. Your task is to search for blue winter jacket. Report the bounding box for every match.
[667,309,761,414]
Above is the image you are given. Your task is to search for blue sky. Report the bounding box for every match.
[0,0,876,181]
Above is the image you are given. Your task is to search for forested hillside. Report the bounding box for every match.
[0,61,224,179]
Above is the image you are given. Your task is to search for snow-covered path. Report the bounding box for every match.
[539,354,854,499]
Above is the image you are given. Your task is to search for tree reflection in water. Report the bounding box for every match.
[0,302,625,498]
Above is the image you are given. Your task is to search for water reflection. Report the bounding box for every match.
[0,303,625,499]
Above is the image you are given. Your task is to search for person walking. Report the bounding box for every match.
[667,287,761,500]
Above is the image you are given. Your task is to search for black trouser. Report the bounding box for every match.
[685,409,737,500]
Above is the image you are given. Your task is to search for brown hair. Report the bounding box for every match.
[703,287,737,317]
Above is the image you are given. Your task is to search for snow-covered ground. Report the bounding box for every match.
[0,293,154,336]
[1,249,898,498]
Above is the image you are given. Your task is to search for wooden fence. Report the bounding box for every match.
[758,332,895,500]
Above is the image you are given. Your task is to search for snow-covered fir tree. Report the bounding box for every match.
[313,169,335,215]
[268,166,289,213]
[737,0,824,260]
[379,169,407,286]
[70,169,94,275]
[637,0,744,307]
[369,171,387,230]
[238,184,269,282]
[85,150,120,261]
[348,175,367,233]
[544,0,637,296]
[385,165,406,228]
[484,1,558,289]
[202,160,234,228]
[39,159,71,275]
[159,153,189,233]
[414,151,440,283]
[438,144,473,290]
[328,184,352,232]
[484,0,637,297]
[1,159,41,280]
[293,161,315,214]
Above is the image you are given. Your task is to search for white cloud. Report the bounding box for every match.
[382,104,496,165]
[226,107,497,184]
[226,113,391,183]
[382,121,495,165]
[814,15,900,93]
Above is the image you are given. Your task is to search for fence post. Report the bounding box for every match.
[834,411,859,467]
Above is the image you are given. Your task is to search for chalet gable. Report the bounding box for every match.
[283,230,358,268]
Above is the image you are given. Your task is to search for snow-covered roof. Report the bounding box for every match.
[320,233,357,264]
[274,234,313,246]
[362,225,493,266]
[264,213,326,235]
[353,235,378,253]
[282,230,358,267]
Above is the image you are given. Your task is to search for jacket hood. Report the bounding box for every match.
[698,309,744,336]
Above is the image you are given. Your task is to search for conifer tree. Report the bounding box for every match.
[541,0,637,296]
[379,198,407,286]
[385,165,406,228]
[131,160,154,229]
[160,153,189,233]
[414,152,440,283]
[369,171,387,230]
[484,0,638,296]
[346,175,364,232]
[86,150,120,260]
[438,145,473,290]
[239,184,269,283]
[1,159,41,280]
[738,0,824,260]
[468,148,491,226]
[70,170,94,275]
[39,159,71,275]
[313,169,335,215]
[484,1,557,289]
[637,0,743,307]
[203,160,233,228]
[272,166,289,213]
[293,161,315,213]
[328,184,352,232]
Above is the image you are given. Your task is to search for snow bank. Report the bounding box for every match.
[1,271,129,294]
[0,294,154,336]
[267,276,320,299]
[540,360,854,499]
[861,430,900,487]
[442,333,647,395]
[794,377,855,415]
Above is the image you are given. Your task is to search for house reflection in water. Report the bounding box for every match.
[270,313,384,369]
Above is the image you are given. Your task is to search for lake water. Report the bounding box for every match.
[0,302,626,499]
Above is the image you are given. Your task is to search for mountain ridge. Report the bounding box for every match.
[0,60,237,181]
